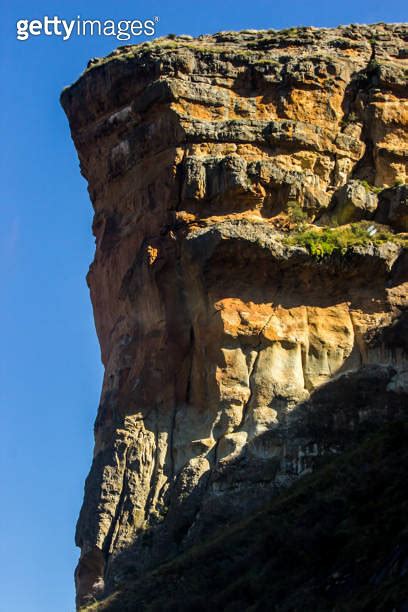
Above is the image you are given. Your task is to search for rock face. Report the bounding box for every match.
[61,24,408,608]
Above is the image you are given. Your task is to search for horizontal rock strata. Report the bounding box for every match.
[61,23,408,608]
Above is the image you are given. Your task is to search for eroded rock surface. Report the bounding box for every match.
[61,24,408,608]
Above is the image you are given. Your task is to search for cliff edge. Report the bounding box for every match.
[61,24,408,609]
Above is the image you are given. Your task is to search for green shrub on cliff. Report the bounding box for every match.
[286,222,407,259]
[287,200,308,224]
[358,179,384,194]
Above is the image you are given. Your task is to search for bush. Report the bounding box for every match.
[287,200,308,224]
[285,222,406,260]
[358,179,383,194]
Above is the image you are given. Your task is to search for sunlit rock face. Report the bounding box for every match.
[61,23,408,608]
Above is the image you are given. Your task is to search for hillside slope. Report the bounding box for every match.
[83,422,408,611]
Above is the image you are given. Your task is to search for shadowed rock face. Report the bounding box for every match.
[61,24,408,608]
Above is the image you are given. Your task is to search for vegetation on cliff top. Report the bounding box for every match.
[77,24,390,75]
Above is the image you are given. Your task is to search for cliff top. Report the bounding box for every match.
[61,23,408,117]
[67,23,408,77]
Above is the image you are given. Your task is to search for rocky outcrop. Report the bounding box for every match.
[61,24,408,609]
[375,183,408,230]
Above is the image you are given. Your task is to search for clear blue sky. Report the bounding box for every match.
[0,1,406,611]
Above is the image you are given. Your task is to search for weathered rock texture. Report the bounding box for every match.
[61,24,408,609]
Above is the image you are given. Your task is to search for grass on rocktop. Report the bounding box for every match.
[285,221,407,259]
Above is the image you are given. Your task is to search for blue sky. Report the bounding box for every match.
[1,1,406,611]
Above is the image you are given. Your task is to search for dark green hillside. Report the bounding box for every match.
[83,421,408,612]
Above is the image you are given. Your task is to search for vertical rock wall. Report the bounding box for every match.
[61,24,408,607]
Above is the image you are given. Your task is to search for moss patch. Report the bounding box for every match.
[285,222,407,259]
[358,179,384,194]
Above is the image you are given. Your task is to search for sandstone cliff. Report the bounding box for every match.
[61,24,408,609]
